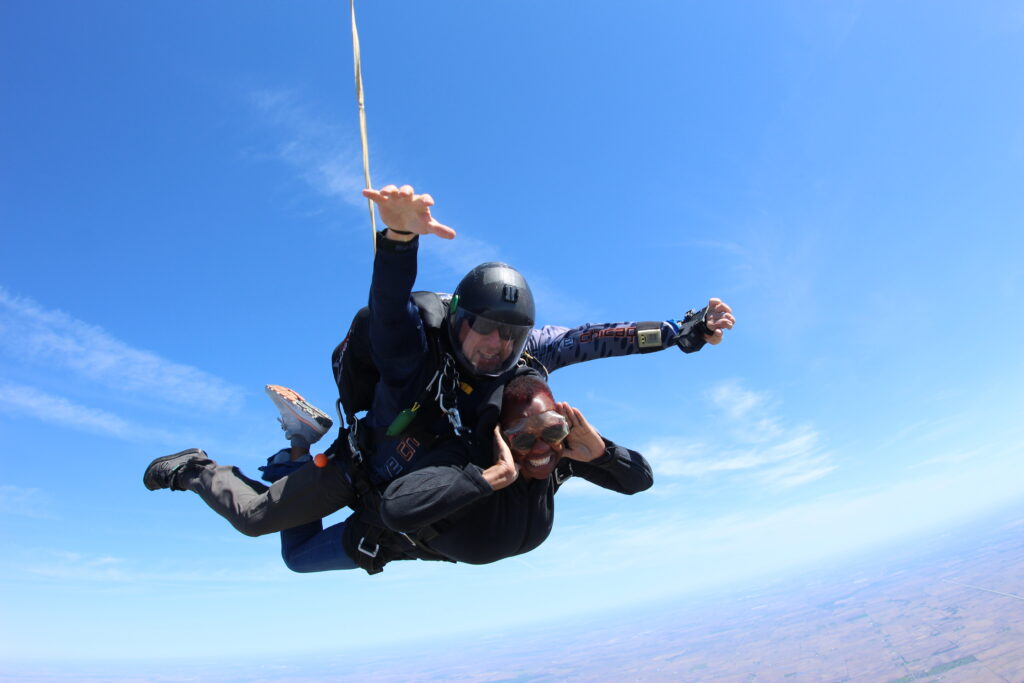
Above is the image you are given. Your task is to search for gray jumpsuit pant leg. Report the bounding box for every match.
[179,457,354,537]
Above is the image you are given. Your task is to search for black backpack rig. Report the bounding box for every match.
[330,291,465,443]
[321,291,467,574]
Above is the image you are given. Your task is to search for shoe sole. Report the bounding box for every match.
[265,385,331,435]
[143,448,206,490]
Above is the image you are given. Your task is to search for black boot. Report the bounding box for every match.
[143,449,208,491]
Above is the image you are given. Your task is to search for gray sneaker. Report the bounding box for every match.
[265,385,333,445]
[143,448,208,491]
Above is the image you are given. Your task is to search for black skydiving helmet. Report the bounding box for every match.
[447,262,535,377]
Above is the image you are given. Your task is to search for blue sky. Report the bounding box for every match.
[1,0,1022,668]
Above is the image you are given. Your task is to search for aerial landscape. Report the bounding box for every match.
[2,3,1022,682]
[285,504,1024,682]
[5,503,1021,682]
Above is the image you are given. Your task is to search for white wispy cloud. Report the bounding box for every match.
[0,485,56,519]
[249,91,591,321]
[0,381,189,445]
[708,379,766,419]
[909,445,988,469]
[0,287,244,412]
[553,442,1024,586]
[638,379,834,490]
[14,549,295,584]
[755,452,836,488]
[419,233,503,280]
[250,89,366,209]
[24,551,131,582]
[0,381,135,437]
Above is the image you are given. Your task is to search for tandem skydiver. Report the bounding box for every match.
[143,185,542,541]
[142,185,735,570]
[262,374,651,573]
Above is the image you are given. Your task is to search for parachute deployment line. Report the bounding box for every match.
[350,0,377,252]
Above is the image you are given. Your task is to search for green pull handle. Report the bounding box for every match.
[386,402,420,437]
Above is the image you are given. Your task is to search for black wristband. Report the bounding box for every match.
[697,306,714,338]
[376,229,418,252]
[385,226,414,235]
[673,306,710,354]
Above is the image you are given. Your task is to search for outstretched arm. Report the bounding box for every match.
[524,298,736,374]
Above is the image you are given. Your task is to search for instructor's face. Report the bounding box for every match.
[458,322,513,374]
[501,394,566,480]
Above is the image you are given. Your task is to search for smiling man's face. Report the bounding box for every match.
[501,393,570,480]
[457,320,514,375]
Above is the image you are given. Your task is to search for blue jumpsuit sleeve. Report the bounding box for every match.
[556,437,653,495]
[367,231,429,385]
[523,310,710,375]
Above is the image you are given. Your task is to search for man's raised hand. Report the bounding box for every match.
[363,184,456,240]
[703,298,735,345]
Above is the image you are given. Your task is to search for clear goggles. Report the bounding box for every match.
[502,410,570,452]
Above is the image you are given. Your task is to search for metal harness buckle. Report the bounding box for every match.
[348,419,363,465]
[435,354,466,435]
[357,536,379,558]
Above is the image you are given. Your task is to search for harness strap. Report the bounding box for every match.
[343,416,453,573]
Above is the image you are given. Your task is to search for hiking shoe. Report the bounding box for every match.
[143,448,208,491]
[265,385,333,445]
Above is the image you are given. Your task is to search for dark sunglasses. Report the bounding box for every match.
[469,315,520,341]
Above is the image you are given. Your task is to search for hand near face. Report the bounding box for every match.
[363,184,456,240]
[481,425,520,491]
[556,402,605,463]
[703,298,735,345]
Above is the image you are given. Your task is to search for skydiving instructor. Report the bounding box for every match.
[143,184,549,536]
[143,184,735,551]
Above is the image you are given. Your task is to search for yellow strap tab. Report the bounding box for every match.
[350,0,376,253]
